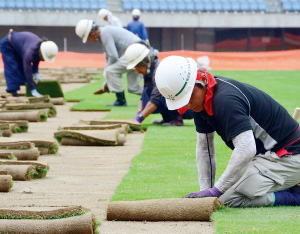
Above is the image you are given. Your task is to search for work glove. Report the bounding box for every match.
[182,186,223,198]
[34,73,42,83]
[31,89,43,98]
[134,113,144,123]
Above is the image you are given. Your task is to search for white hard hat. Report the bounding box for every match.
[155,56,198,110]
[132,9,141,16]
[125,43,150,70]
[98,8,110,19]
[40,41,58,63]
[75,19,93,43]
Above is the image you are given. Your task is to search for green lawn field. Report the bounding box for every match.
[65,70,300,233]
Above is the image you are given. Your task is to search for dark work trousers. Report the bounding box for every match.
[0,36,27,92]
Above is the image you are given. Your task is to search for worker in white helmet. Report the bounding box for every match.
[75,19,143,106]
[98,9,122,28]
[126,9,150,46]
[0,30,58,97]
[155,55,300,208]
[125,43,187,126]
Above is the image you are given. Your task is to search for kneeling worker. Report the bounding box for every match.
[125,43,184,126]
[155,56,300,207]
[0,30,58,97]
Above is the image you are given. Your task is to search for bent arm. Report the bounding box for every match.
[215,130,256,192]
[196,132,216,191]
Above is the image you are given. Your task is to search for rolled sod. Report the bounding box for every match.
[0,212,95,234]
[54,129,125,146]
[29,140,59,155]
[3,148,40,161]
[0,152,15,159]
[80,119,141,131]
[0,160,49,179]
[0,175,13,192]
[5,103,57,117]
[0,205,89,219]
[1,129,12,137]
[59,124,129,135]
[107,197,221,221]
[27,95,51,103]
[0,141,34,150]
[0,165,36,181]
[0,110,48,122]
[0,120,29,133]
[50,97,65,105]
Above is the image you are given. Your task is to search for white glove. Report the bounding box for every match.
[31,89,43,97]
[34,73,42,83]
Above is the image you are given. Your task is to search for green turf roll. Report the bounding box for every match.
[26,81,64,98]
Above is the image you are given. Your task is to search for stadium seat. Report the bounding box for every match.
[62,0,72,10]
[231,1,240,11]
[98,0,108,9]
[131,0,142,10]
[204,2,214,11]
[52,0,63,10]
[44,0,54,10]
[16,0,26,9]
[122,0,132,11]
[249,1,259,11]
[25,0,35,9]
[0,0,6,9]
[186,1,195,11]
[194,0,206,11]
[70,0,81,10]
[6,0,16,9]
[282,1,293,11]
[159,1,169,11]
[177,1,187,11]
[34,0,44,9]
[213,2,223,11]
[222,2,231,11]
[258,1,268,11]
[80,1,90,10]
[168,1,177,11]
[292,1,300,11]
[240,1,250,11]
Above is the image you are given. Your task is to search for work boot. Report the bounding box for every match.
[106,92,127,106]
[152,119,168,125]
[7,90,18,97]
[94,82,109,95]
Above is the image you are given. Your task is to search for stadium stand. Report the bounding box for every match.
[0,0,298,13]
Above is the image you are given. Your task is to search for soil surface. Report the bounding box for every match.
[0,83,214,234]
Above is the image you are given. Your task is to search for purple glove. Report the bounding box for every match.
[182,186,223,198]
[134,113,144,123]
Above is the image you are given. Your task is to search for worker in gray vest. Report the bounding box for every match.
[75,19,143,106]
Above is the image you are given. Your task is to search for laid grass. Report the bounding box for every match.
[64,70,300,232]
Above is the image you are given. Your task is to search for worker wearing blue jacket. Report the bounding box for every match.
[126,9,150,46]
[0,30,58,97]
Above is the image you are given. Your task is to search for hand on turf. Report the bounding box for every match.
[134,113,144,123]
[31,89,43,98]
[182,186,223,198]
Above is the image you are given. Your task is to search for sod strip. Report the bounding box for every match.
[0,206,90,219]
[5,103,57,117]
[27,95,50,103]
[59,124,129,135]
[107,197,221,221]
[80,119,141,131]
[0,141,34,150]
[0,175,13,192]
[0,165,36,181]
[54,129,123,146]
[0,212,96,234]
[29,140,59,155]
[50,97,65,105]
[0,152,15,159]
[0,120,29,133]
[0,148,40,161]
[0,110,48,122]
[0,160,49,179]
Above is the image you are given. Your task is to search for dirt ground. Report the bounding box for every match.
[0,83,215,234]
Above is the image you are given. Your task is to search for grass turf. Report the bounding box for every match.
[64,70,300,232]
